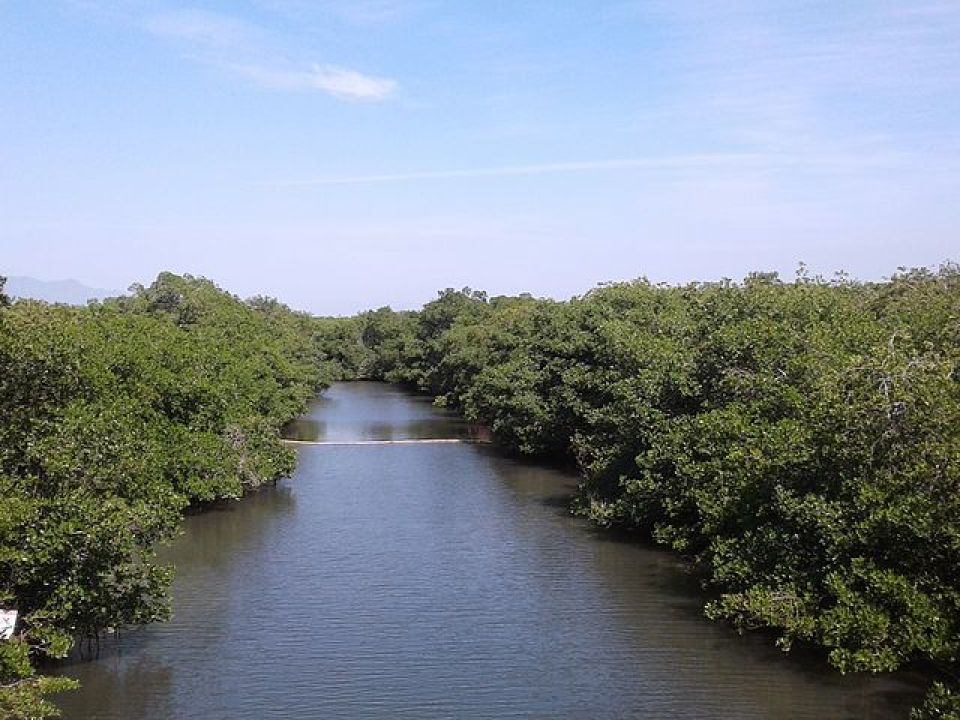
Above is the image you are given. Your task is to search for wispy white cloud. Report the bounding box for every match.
[142,8,398,102]
[144,8,253,48]
[228,63,397,101]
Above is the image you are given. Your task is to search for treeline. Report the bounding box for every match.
[2,266,957,718]
[0,273,348,718]
[354,266,960,719]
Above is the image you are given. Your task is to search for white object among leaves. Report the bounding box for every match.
[0,610,17,640]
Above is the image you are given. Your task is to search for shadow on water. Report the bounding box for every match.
[474,419,929,716]
[536,492,577,513]
[58,657,175,719]
[561,502,932,708]
[54,483,297,719]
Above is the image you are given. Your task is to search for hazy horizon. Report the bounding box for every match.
[9,258,957,317]
[3,1,958,315]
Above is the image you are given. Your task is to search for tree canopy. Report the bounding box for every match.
[355,265,960,718]
[0,273,343,717]
[2,266,958,718]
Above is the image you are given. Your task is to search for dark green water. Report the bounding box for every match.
[55,382,923,719]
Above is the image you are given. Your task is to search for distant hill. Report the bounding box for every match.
[4,276,117,305]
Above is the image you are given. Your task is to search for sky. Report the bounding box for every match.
[1,0,958,314]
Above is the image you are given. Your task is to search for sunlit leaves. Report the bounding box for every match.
[365,264,960,713]
[0,272,337,716]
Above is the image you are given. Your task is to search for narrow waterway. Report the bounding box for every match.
[55,382,922,718]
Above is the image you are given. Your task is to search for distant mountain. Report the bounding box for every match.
[4,276,117,305]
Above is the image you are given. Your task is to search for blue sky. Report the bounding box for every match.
[1,1,957,314]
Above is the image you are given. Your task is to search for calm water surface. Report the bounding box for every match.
[56,382,923,719]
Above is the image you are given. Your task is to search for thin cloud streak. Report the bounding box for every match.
[268,151,909,187]
[229,63,397,101]
[143,9,257,48]
[271,155,768,187]
[142,8,398,102]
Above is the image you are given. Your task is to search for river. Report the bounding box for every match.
[55,381,923,718]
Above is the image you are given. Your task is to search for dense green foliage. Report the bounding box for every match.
[0,273,338,717]
[2,266,957,718]
[357,267,960,716]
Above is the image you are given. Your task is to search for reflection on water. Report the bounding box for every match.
[55,382,924,719]
[281,382,487,442]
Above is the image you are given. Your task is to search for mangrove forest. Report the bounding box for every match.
[1,265,958,719]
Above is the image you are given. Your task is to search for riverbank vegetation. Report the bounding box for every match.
[2,265,957,719]
[0,273,344,718]
[355,265,960,718]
